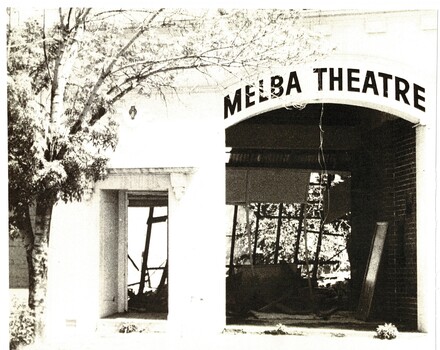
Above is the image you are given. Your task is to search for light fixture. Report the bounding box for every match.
[129,106,137,119]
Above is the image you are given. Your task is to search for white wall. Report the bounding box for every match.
[167,151,226,336]
[307,10,437,69]
[109,90,222,169]
[45,194,101,338]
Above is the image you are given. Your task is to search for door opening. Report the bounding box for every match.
[126,192,168,318]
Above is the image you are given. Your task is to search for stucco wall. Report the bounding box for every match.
[109,90,223,169]
[303,10,437,69]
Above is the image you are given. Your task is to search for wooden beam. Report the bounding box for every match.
[252,203,261,264]
[245,204,253,266]
[128,254,139,271]
[356,222,389,321]
[138,207,154,294]
[229,205,238,275]
[294,203,305,264]
[274,203,283,264]
[312,217,324,281]
[157,261,168,291]
[147,215,168,224]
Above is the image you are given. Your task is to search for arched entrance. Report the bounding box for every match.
[225,102,419,330]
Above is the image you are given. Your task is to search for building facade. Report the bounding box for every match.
[9,9,437,339]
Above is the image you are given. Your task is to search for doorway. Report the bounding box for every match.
[126,192,168,318]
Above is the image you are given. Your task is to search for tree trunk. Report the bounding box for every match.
[25,202,54,342]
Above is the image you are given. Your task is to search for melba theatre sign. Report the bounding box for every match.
[224,64,428,127]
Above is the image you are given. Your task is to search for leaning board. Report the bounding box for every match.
[356,222,389,321]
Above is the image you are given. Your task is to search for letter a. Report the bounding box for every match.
[286,71,302,95]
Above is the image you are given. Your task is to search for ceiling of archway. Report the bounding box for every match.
[225,103,400,171]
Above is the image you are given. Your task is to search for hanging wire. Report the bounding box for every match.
[318,103,330,225]
[318,103,326,171]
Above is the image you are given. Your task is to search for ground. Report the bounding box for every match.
[18,326,433,350]
[10,289,433,350]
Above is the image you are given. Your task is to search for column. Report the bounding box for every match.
[415,123,436,333]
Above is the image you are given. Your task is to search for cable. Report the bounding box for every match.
[318,103,330,225]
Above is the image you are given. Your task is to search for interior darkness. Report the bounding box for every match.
[233,103,396,127]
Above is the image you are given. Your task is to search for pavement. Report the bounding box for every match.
[18,325,435,350]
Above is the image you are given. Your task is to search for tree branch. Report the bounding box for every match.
[108,63,212,104]
[42,10,52,84]
[50,8,90,125]
[108,45,236,76]
[67,8,73,31]
[71,8,164,134]
[66,61,215,139]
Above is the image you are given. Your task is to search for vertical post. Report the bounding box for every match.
[229,205,238,275]
[415,124,435,333]
[252,203,261,264]
[245,203,253,266]
[274,203,283,264]
[294,203,306,263]
[302,204,315,306]
[312,174,327,281]
[312,221,324,281]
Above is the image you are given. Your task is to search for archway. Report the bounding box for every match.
[225,102,418,330]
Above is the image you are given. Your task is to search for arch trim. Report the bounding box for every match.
[223,57,434,128]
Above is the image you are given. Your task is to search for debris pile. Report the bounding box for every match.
[227,263,350,321]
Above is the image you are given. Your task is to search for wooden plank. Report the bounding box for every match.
[274,203,283,264]
[293,203,305,264]
[245,204,254,266]
[252,203,261,264]
[356,222,388,321]
[229,205,238,275]
[157,261,168,291]
[138,207,154,294]
[128,254,139,271]
[311,212,324,281]
[147,215,168,224]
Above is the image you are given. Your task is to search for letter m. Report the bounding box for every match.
[224,89,242,119]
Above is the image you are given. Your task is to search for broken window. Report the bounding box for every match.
[226,172,352,320]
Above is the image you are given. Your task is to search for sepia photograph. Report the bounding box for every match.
[4,6,438,350]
